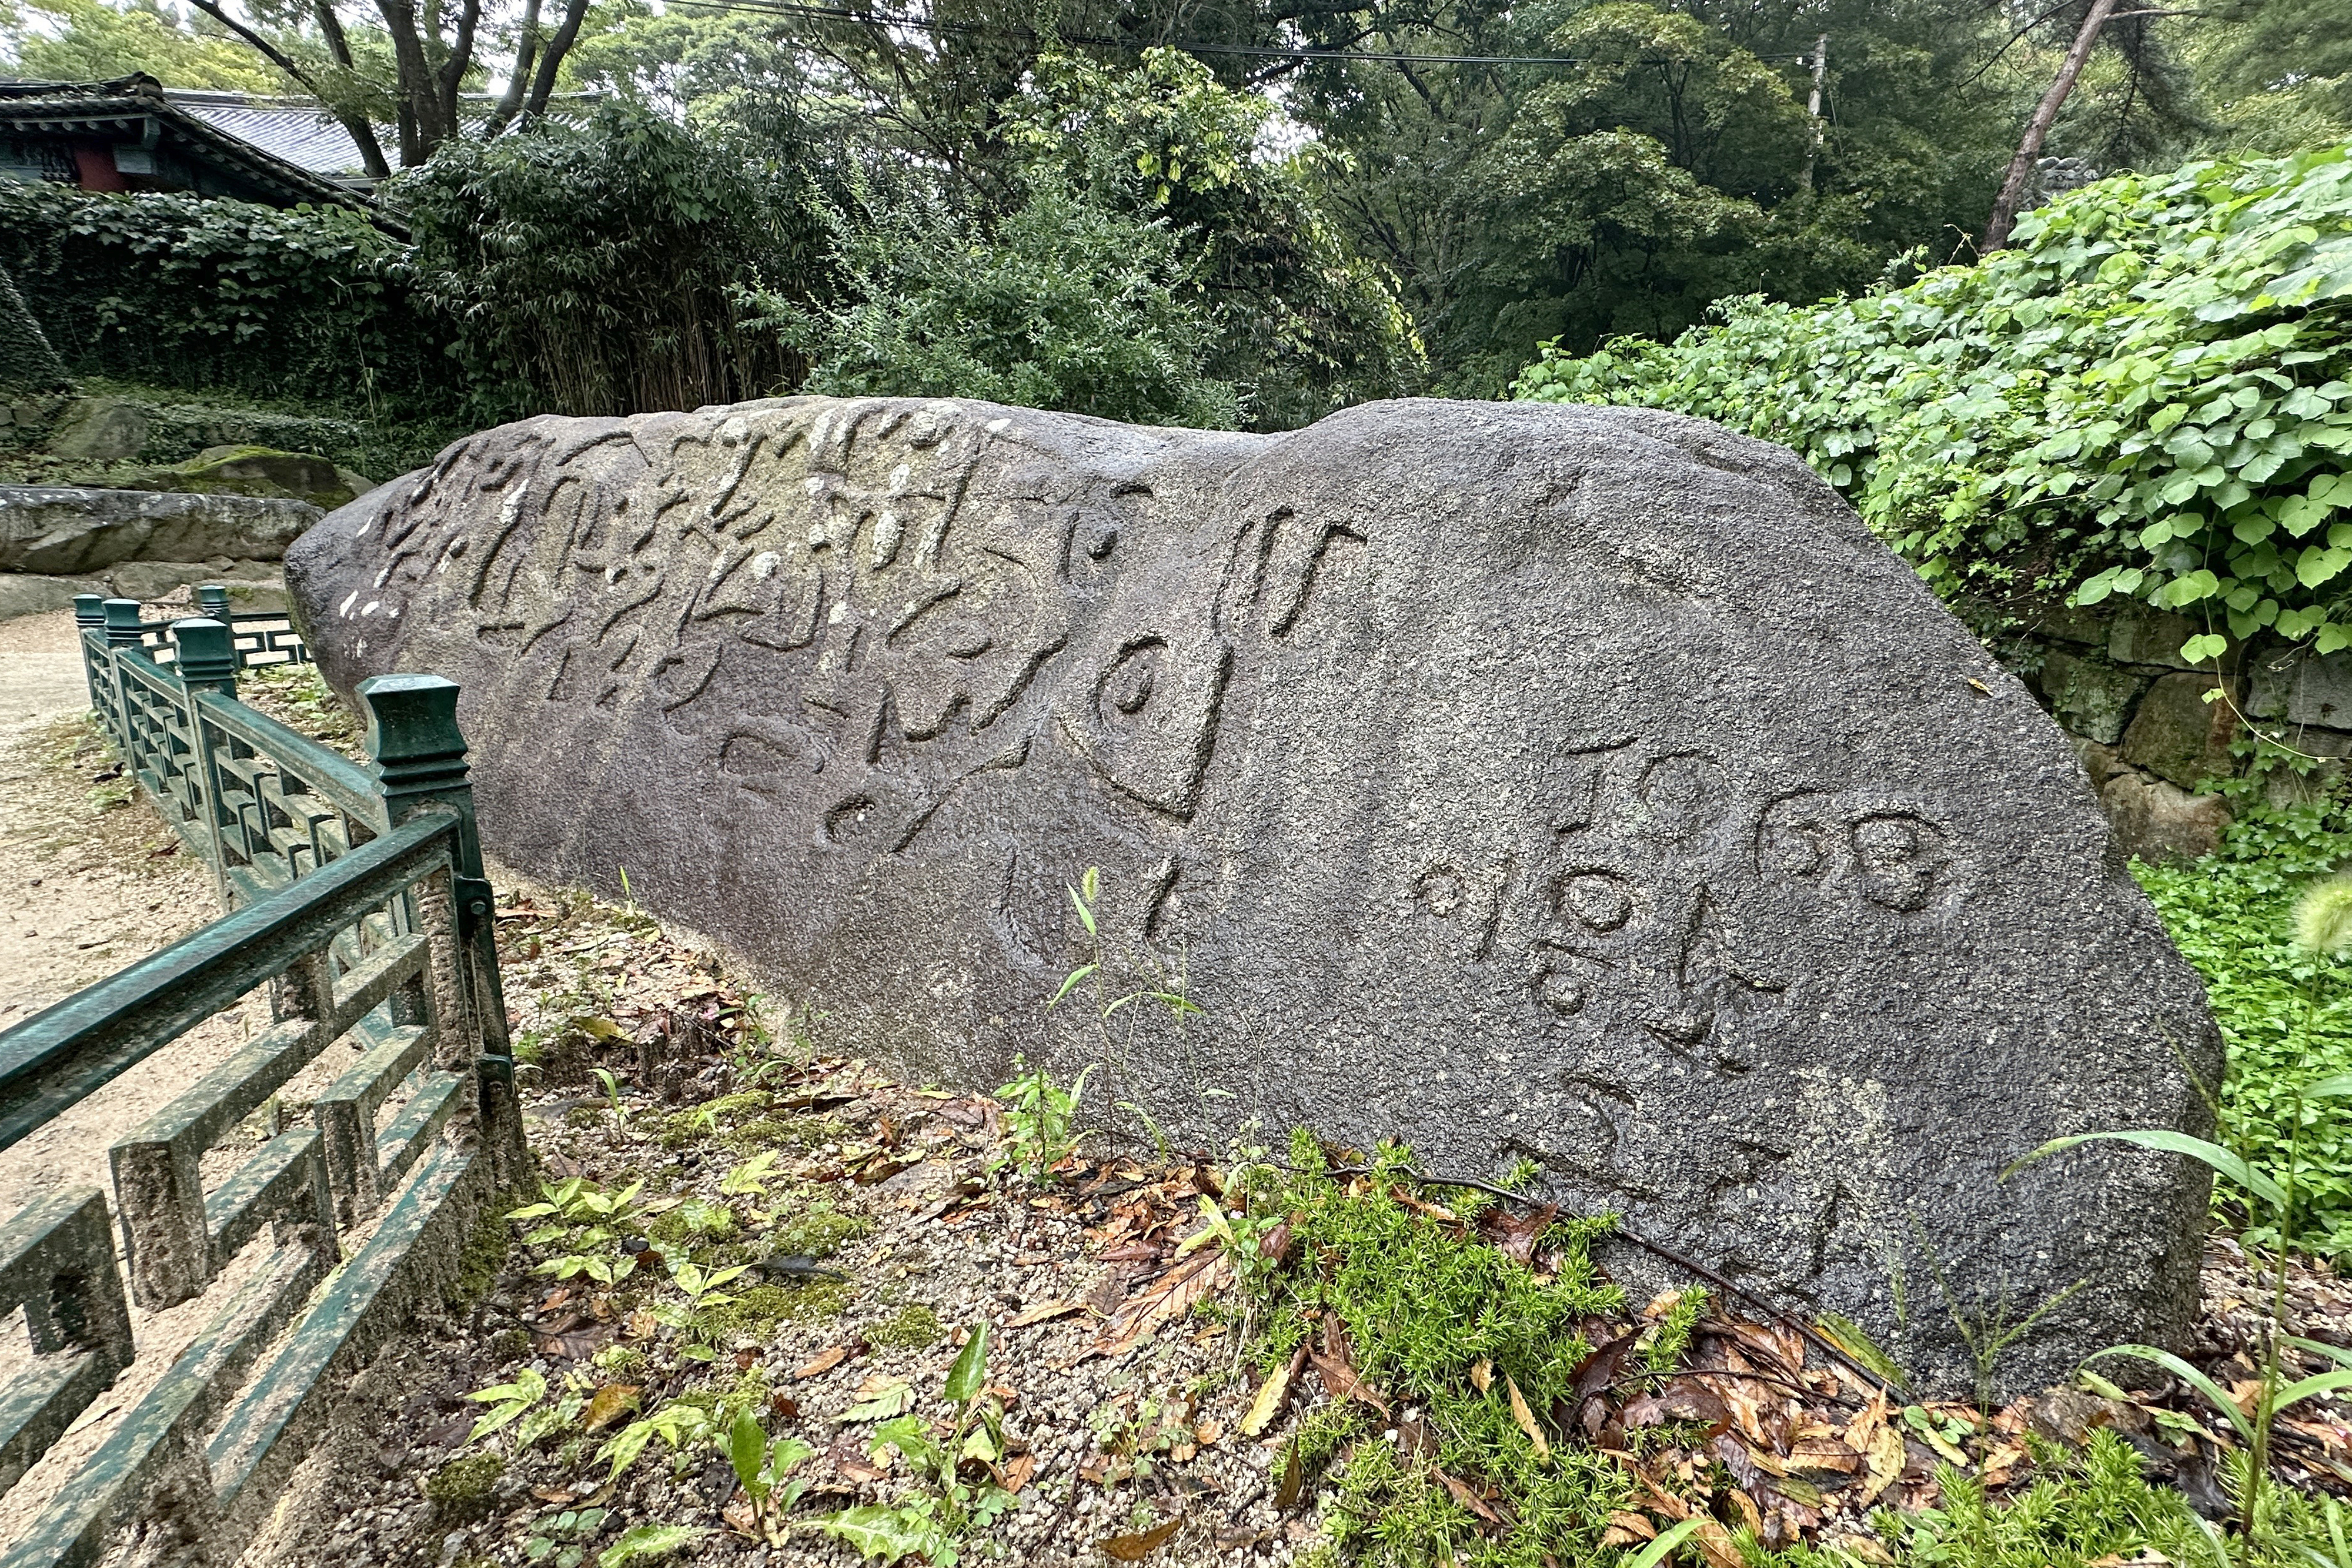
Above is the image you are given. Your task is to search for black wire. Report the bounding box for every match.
[659,0,1815,66]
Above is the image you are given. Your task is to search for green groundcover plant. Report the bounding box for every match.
[1515,145,2352,656]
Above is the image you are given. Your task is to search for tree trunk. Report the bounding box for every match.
[1982,0,2119,252]
[313,0,392,179]
[483,0,543,138]
[520,0,594,124]
[1799,32,1826,192]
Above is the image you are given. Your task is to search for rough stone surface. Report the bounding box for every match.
[2102,770,2231,862]
[2249,647,2352,728]
[2120,671,2241,788]
[2038,649,2146,745]
[132,445,373,511]
[0,485,318,573]
[287,396,2222,1395]
[2108,603,2234,673]
[0,563,284,621]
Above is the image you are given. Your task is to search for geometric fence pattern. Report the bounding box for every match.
[0,597,526,1567]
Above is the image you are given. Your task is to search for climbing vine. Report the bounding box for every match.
[1515,146,2352,657]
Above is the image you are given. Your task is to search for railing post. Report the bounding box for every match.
[73,594,107,717]
[99,599,143,755]
[356,675,526,1186]
[101,598,143,650]
[172,619,239,913]
[196,583,230,622]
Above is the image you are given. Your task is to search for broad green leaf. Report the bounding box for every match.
[597,1524,706,1568]
[729,1406,766,1492]
[945,1319,991,1405]
[823,1505,934,1564]
[2002,1129,2287,1208]
[2086,1345,2254,1446]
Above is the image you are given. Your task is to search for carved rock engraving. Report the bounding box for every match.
[288,395,2220,1397]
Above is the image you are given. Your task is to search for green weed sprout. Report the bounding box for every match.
[821,1320,1014,1566]
[2008,872,2352,1568]
[721,1406,817,1546]
[992,1054,1093,1179]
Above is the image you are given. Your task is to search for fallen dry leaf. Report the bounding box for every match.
[1439,1470,1502,1524]
[826,1436,890,1485]
[1241,1347,1304,1438]
[1476,1202,1559,1263]
[1101,1517,1182,1560]
[794,1345,851,1380]
[1005,1300,1082,1329]
[1311,1351,1393,1420]
[1601,1510,1656,1546]
[1087,1251,1231,1360]
[1469,1358,1494,1393]
[1505,1375,1551,1461]
[583,1383,640,1433]
[999,1453,1037,1493]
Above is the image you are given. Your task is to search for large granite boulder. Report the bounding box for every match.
[0,485,318,572]
[287,396,2220,1395]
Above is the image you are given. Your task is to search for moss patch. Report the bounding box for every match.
[422,1453,503,1520]
[871,1303,945,1350]
[767,1199,868,1259]
[723,1114,848,1152]
[1237,1133,1631,1568]
[704,1280,851,1340]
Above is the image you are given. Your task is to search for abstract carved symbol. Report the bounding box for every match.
[1413,864,1468,916]
[1756,793,1953,914]
[1631,752,1729,843]
[1850,813,1947,912]
[1098,639,1163,727]
[1558,869,1636,933]
[1756,791,1836,881]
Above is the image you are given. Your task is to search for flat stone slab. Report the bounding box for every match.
[0,486,318,573]
[286,396,2221,1395]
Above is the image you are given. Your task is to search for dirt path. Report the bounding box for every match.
[0,610,282,1543]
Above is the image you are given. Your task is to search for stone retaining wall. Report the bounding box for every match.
[2013,601,2348,860]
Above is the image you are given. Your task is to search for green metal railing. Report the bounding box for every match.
[0,597,527,1566]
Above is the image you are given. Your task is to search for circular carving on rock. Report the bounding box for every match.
[1414,864,1467,916]
[1100,638,1163,724]
[1559,870,1635,932]
[1851,813,1947,911]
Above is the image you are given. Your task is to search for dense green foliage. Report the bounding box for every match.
[1517,146,2352,653]
[393,104,826,422]
[11,0,2346,418]
[0,179,445,410]
[793,179,1244,427]
[2136,785,2352,1259]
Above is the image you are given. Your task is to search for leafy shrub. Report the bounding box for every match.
[1515,146,2352,654]
[393,103,827,423]
[2136,784,2352,1257]
[0,180,449,410]
[785,176,1244,431]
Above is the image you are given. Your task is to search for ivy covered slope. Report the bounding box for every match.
[1514,145,2352,654]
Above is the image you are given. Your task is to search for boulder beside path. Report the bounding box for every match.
[286,395,2223,1396]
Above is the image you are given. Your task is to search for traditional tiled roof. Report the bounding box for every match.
[0,74,372,212]
[163,87,372,178]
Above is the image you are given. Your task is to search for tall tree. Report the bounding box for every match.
[1982,0,2119,251]
[173,0,596,169]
